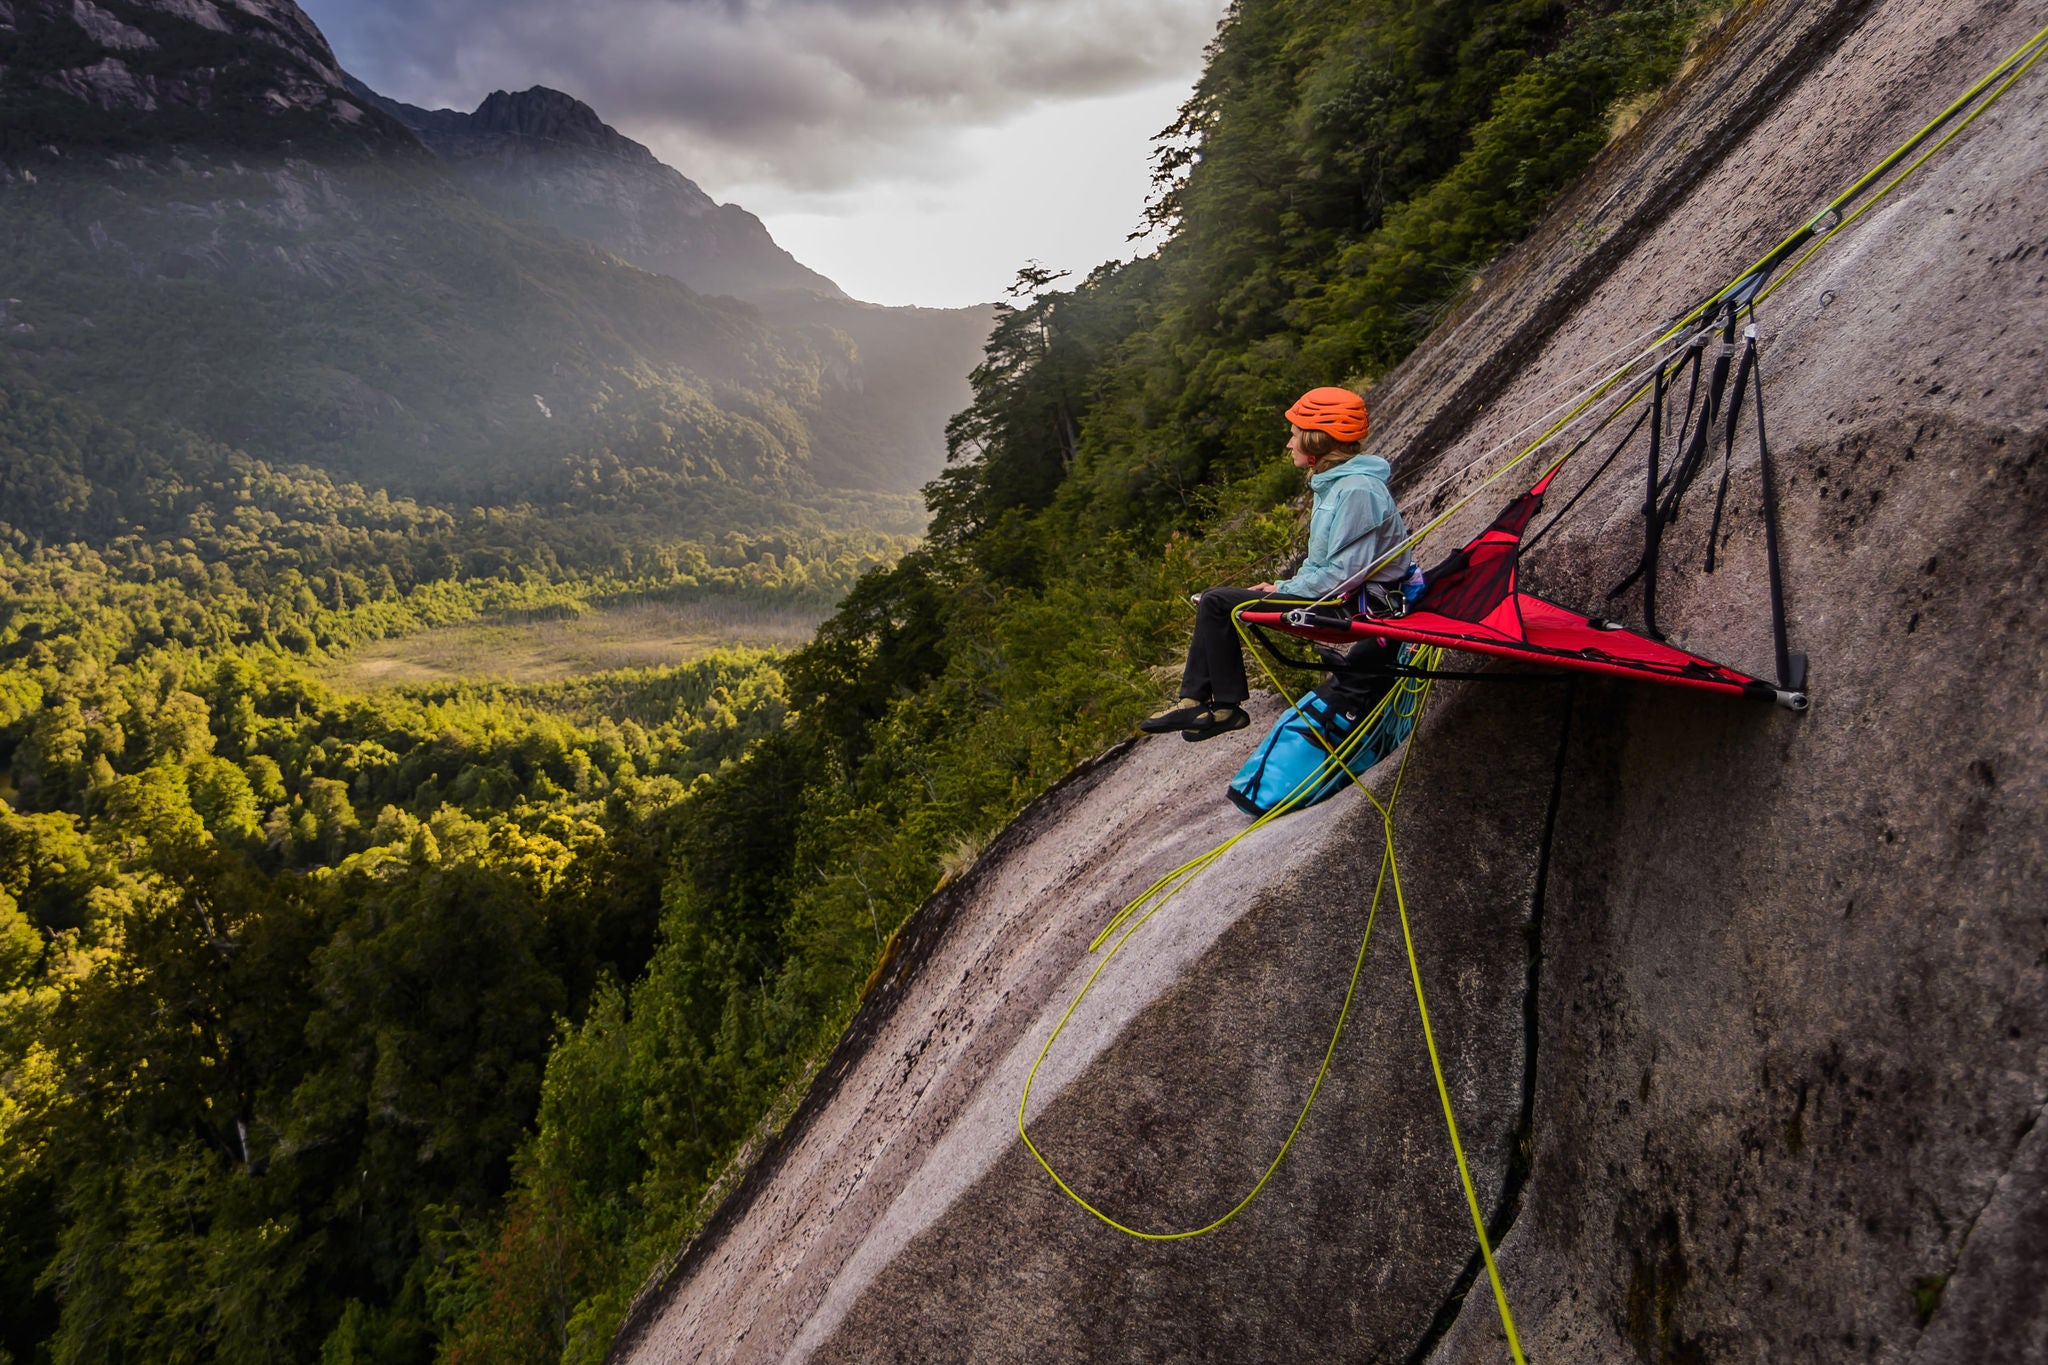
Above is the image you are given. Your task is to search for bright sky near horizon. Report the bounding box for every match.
[302,0,1231,309]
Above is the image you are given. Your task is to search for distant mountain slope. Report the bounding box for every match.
[0,0,977,525]
[348,79,848,304]
[342,77,990,489]
[0,143,827,509]
[759,293,993,494]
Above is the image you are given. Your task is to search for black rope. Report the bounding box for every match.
[1750,340,1800,690]
[1643,361,1666,637]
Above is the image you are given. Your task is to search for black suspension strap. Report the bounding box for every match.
[1660,303,1742,519]
[1606,304,1739,611]
[1749,340,1804,691]
[1644,336,1703,636]
[1704,325,1758,572]
[1662,339,1704,496]
[1642,362,1666,637]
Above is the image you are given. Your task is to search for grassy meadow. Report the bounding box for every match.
[322,597,828,690]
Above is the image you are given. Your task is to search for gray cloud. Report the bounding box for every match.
[303,0,1222,190]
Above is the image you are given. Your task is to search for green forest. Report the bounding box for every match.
[0,0,1724,1360]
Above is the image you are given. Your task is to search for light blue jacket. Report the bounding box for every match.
[1271,455,1407,599]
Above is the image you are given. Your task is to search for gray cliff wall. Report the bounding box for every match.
[611,1,2048,1360]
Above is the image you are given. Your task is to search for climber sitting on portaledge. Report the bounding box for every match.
[1141,387,1412,742]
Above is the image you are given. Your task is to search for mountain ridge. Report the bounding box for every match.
[0,0,414,153]
[0,0,982,520]
[344,76,849,303]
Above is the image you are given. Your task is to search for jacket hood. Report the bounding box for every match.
[1310,454,1391,489]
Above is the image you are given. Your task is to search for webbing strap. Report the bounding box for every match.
[1661,306,1741,523]
[1704,328,1758,573]
[1644,361,1668,636]
[1751,341,1797,690]
[1666,339,1705,493]
[1605,306,1739,611]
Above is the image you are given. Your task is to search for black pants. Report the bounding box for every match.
[1180,586,1291,705]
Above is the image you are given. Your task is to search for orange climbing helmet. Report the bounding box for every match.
[1285,387,1369,443]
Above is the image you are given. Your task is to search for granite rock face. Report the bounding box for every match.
[0,0,405,146]
[610,1,2048,1360]
[618,685,1564,1364]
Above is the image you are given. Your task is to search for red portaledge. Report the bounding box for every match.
[1236,610,1770,700]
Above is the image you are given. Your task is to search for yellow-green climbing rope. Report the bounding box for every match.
[1356,18,2048,595]
[1016,622,1530,1362]
[1017,642,1437,1240]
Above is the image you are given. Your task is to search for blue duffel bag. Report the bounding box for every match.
[1227,656,1424,817]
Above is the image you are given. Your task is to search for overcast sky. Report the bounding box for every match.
[302,0,1230,307]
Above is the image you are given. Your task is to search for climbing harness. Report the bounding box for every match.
[1018,22,2048,1365]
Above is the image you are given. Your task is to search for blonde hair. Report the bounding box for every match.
[1294,425,1362,474]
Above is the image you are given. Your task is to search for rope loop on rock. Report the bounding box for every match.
[1018,624,1530,1361]
[1016,643,1436,1240]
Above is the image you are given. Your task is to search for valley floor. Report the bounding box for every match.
[321,597,827,690]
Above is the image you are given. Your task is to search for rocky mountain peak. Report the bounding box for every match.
[467,85,653,163]
[0,0,411,153]
[355,76,846,302]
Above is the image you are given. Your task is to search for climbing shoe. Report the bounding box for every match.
[1180,704,1251,742]
[1139,701,1211,734]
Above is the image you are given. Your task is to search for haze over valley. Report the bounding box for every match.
[2,0,989,537]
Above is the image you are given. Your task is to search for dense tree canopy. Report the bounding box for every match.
[0,1,1721,1360]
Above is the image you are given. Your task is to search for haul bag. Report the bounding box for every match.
[1227,659,1420,817]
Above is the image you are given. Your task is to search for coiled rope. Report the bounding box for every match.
[1018,630,1531,1361]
